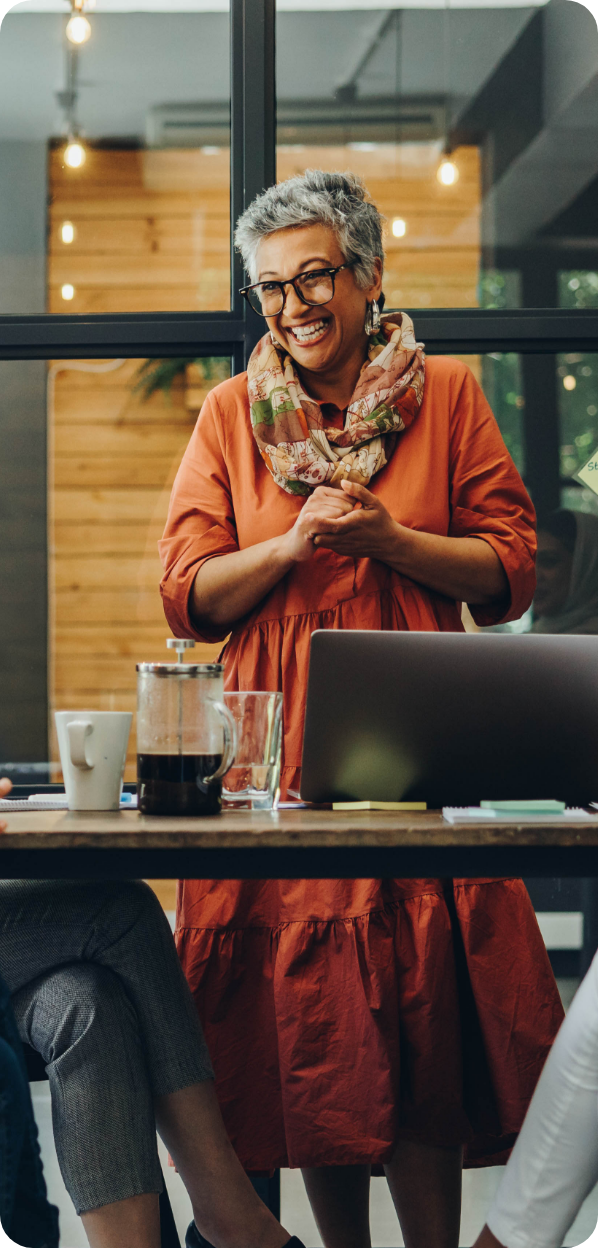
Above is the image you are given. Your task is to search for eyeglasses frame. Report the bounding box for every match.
[239,263,354,318]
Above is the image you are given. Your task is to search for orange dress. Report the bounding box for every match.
[160,356,564,1171]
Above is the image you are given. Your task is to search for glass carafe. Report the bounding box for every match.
[137,640,236,816]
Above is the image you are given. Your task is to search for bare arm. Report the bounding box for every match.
[378,527,507,604]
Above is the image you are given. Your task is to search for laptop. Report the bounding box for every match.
[300,630,598,806]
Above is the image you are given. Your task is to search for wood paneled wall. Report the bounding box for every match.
[48,141,480,776]
[49,361,222,775]
[277,144,480,309]
[49,147,230,314]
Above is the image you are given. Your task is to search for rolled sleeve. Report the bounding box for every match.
[159,392,239,643]
[447,364,537,627]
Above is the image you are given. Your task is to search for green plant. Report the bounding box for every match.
[133,357,231,402]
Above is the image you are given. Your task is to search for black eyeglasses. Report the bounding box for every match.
[240,263,353,317]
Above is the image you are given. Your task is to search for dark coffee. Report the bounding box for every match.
[137,753,223,816]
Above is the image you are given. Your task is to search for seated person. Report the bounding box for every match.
[533,509,598,632]
[0,972,59,1247]
[473,949,598,1248]
[0,780,303,1248]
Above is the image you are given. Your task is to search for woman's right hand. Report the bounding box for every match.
[282,486,357,563]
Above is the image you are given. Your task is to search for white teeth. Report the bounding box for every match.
[291,320,327,342]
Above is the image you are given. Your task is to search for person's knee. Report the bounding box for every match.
[14,963,135,1067]
[96,878,165,935]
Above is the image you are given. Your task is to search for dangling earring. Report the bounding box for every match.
[270,330,278,346]
[364,298,381,337]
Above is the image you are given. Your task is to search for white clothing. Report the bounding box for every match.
[487,952,598,1248]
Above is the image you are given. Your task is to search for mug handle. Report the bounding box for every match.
[204,701,237,782]
[67,720,94,771]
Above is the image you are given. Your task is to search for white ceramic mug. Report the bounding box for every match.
[55,711,132,811]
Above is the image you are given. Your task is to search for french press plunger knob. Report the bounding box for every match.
[166,638,195,664]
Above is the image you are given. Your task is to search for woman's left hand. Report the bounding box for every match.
[313,480,400,561]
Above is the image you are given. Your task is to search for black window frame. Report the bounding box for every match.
[0,0,597,513]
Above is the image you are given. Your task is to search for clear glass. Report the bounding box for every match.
[0,2,230,313]
[222,692,283,810]
[276,0,598,311]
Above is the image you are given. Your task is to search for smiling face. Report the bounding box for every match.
[255,223,382,384]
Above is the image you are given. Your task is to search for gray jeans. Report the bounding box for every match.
[0,879,213,1214]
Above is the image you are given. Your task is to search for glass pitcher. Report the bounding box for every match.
[136,639,236,816]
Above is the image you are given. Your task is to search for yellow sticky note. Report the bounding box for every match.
[577,452,598,494]
[332,801,427,811]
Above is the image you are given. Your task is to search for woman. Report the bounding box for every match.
[0,777,300,1248]
[160,171,563,1248]
[533,508,598,632]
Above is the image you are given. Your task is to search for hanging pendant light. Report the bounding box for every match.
[64,139,86,168]
[437,154,459,186]
[66,0,92,46]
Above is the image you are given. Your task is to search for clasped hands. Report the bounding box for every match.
[285,479,402,564]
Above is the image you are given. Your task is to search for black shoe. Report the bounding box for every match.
[185,1226,305,1248]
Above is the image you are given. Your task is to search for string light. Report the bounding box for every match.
[66,0,92,45]
[437,158,459,186]
[61,284,75,301]
[64,141,86,169]
[392,217,407,238]
[66,13,91,43]
[563,375,577,391]
[61,221,76,244]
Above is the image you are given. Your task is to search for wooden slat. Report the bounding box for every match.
[54,523,165,554]
[49,216,230,257]
[54,650,221,692]
[48,285,230,314]
[54,554,162,591]
[53,489,168,523]
[53,591,165,625]
[54,424,193,459]
[54,624,221,661]
[53,392,198,427]
[54,457,182,489]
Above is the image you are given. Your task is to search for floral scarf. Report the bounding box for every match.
[247,311,425,496]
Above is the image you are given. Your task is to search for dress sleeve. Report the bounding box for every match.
[159,390,239,643]
[447,363,536,627]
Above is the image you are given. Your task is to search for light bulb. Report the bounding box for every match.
[392,217,407,238]
[64,141,86,169]
[563,375,577,391]
[61,221,76,244]
[66,13,91,44]
[437,159,459,186]
[61,284,75,301]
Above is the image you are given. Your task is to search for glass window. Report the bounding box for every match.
[0,2,230,314]
[0,354,229,774]
[276,0,598,311]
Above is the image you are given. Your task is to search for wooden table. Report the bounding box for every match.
[3,808,598,878]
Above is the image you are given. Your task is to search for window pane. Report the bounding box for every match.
[276,0,598,311]
[0,354,229,773]
[0,2,230,315]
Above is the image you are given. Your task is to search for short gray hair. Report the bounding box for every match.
[235,169,385,289]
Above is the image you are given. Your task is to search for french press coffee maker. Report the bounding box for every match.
[137,639,236,816]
